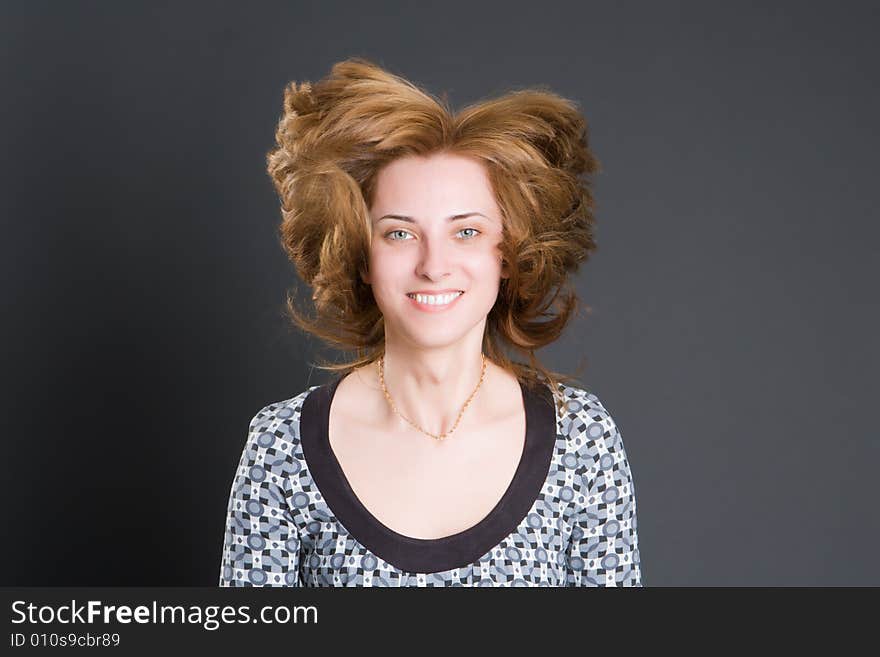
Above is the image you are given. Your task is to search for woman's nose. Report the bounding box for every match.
[415,237,452,280]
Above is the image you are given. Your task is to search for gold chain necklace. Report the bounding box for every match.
[377,353,487,441]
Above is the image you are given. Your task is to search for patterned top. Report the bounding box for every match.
[219,373,644,587]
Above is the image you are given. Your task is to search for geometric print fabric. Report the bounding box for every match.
[219,381,643,587]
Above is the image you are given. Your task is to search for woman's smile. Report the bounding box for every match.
[405,290,465,312]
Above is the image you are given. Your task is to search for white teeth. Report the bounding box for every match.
[407,291,462,305]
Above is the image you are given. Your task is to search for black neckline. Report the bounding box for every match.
[298,372,558,574]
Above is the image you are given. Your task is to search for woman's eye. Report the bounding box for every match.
[384,227,481,241]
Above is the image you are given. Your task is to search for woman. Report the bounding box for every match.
[219,58,643,586]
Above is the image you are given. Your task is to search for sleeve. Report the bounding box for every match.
[219,406,302,587]
[564,395,644,587]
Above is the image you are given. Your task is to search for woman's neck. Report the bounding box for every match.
[365,349,490,437]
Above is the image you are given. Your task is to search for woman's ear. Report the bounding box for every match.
[359,266,371,285]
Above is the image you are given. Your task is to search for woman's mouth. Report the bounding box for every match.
[405,291,464,312]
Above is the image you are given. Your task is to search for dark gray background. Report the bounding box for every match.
[2,1,877,586]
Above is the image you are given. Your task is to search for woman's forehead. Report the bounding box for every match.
[371,153,499,220]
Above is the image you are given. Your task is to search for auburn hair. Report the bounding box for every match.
[266,57,601,413]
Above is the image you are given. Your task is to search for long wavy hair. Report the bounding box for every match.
[266,57,601,413]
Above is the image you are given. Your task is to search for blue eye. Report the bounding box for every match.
[384,227,481,241]
[458,227,481,239]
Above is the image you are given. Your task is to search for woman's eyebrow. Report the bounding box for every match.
[374,212,488,224]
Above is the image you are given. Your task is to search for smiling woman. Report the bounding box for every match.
[218,57,644,587]
[360,151,512,369]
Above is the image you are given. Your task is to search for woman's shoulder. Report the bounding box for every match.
[247,385,320,430]
[549,380,631,460]
[552,380,614,417]
[238,384,324,461]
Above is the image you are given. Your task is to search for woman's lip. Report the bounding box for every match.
[406,291,464,312]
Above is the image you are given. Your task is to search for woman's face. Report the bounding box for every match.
[362,152,508,351]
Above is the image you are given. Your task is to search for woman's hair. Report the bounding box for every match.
[266,57,601,413]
